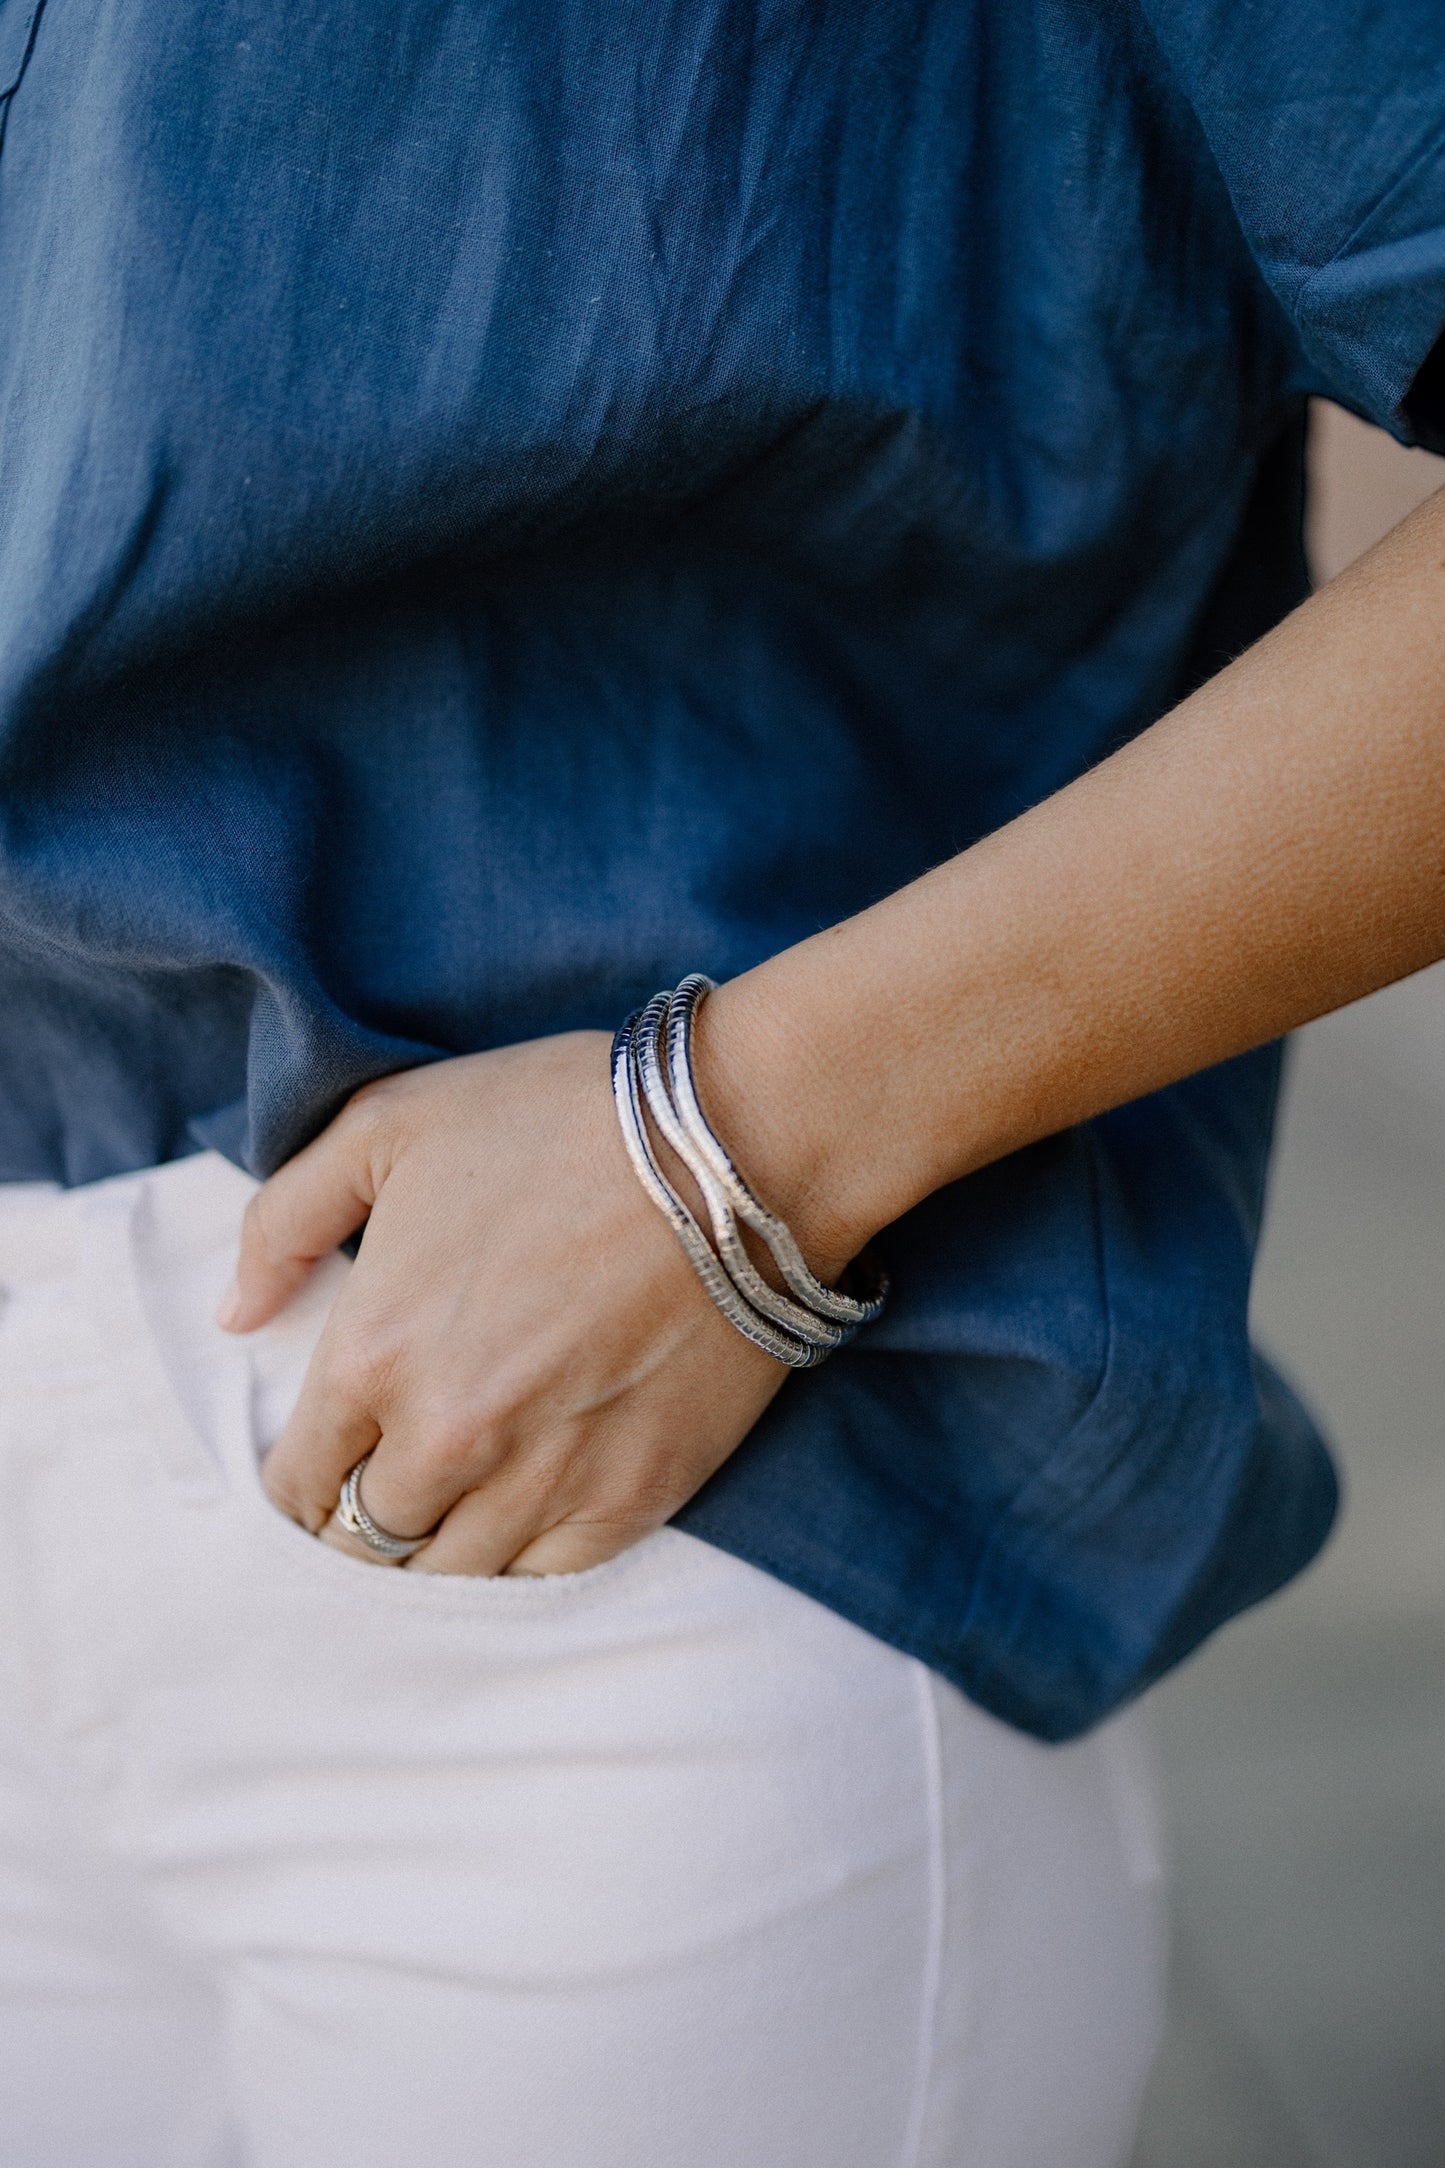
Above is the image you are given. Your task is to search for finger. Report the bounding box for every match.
[400,1428,660,1578]
[318,1509,403,1568]
[352,1405,504,1547]
[503,1518,655,1576]
[217,1099,384,1333]
[260,1333,382,1532]
[399,1482,549,1579]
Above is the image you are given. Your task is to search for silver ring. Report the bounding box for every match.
[333,1453,433,1560]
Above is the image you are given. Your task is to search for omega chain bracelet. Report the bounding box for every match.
[610,975,888,1367]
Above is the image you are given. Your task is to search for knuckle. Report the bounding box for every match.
[502,1451,569,1520]
[317,1324,402,1409]
[512,1441,668,1542]
[414,1412,497,1490]
[589,1456,679,1531]
[340,1077,403,1154]
[410,1389,517,1491]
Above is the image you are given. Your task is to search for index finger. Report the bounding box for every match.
[218,1097,384,1333]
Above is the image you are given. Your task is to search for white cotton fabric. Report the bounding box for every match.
[0,1151,1165,2168]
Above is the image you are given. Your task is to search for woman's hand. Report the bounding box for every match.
[218,485,1445,1582]
[217,1030,797,1575]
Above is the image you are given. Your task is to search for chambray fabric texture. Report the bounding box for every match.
[1,0,1442,1737]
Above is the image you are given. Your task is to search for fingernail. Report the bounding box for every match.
[215,1281,244,1330]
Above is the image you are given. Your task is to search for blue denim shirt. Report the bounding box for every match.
[2,0,1442,1736]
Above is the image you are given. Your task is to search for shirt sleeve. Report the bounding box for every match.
[1137,0,1445,451]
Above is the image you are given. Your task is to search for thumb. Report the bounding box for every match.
[216,1105,381,1332]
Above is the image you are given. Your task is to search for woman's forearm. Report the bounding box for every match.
[703,485,1445,1273]
[236,477,1445,1577]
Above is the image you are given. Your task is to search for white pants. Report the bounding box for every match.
[0,1152,1164,2168]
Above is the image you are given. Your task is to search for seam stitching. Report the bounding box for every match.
[899,1659,946,2168]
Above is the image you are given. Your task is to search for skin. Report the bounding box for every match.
[221,483,1445,1575]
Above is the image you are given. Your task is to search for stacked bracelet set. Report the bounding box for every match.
[611,974,888,1367]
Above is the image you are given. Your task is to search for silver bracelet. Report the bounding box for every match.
[632,994,848,1353]
[663,976,888,1328]
[611,1002,831,1367]
[611,976,889,1366]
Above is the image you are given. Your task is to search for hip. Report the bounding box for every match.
[0,1151,1165,2167]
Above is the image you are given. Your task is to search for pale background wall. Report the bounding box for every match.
[1131,411,1445,2168]
[1302,407,1445,1126]
[1308,401,1445,585]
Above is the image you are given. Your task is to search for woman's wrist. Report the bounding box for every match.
[688,945,931,1284]
[691,485,1445,1280]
